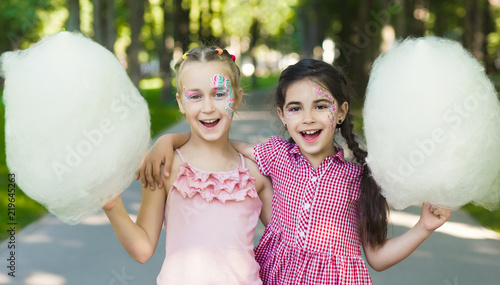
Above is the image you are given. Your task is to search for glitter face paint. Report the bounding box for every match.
[210,74,235,119]
[313,86,337,131]
[183,85,201,105]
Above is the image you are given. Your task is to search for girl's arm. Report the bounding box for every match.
[363,203,450,271]
[136,133,257,189]
[103,185,167,263]
[244,157,273,226]
[257,176,273,226]
[136,132,191,189]
[231,140,256,162]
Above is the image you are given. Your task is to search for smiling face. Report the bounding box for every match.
[176,61,241,143]
[278,79,348,164]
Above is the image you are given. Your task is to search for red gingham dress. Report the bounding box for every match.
[254,136,372,285]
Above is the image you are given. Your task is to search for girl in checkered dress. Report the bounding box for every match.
[139,59,451,284]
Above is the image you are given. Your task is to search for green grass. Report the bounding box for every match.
[0,83,182,241]
[461,204,500,233]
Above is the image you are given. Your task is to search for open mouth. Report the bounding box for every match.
[200,119,220,129]
[300,130,322,142]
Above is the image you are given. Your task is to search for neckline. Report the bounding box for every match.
[176,148,246,174]
[180,161,242,174]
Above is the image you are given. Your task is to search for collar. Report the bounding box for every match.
[290,144,346,167]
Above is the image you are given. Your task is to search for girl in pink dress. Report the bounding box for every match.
[139,59,451,284]
[103,47,273,285]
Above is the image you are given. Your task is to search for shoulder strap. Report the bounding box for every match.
[238,153,245,169]
[175,149,185,163]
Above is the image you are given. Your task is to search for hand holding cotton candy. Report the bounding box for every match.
[363,37,500,210]
[0,32,150,224]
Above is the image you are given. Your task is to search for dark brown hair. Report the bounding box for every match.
[275,59,388,248]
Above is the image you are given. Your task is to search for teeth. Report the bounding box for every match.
[303,130,318,135]
[202,119,217,123]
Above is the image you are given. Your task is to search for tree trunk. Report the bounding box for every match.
[393,0,407,38]
[159,0,174,101]
[463,0,486,61]
[483,1,496,73]
[127,0,146,87]
[173,0,190,52]
[92,0,115,51]
[66,0,80,32]
[338,0,377,99]
[298,0,321,58]
[249,18,259,87]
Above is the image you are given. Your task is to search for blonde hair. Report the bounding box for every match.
[174,46,241,95]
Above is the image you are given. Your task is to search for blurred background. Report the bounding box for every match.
[0,0,499,240]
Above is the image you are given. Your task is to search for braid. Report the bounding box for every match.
[340,104,388,249]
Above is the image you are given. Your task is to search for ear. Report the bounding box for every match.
[276,107,287,127]
[338,101,349,122]
[234,87,243,110]
[176,93,186,114]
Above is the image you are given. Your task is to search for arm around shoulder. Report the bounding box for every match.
[231,140,256,162]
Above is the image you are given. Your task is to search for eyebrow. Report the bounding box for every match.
[284,101,302,108]
[284,98,332,108]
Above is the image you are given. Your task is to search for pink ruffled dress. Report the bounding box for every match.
[156,149,263,285]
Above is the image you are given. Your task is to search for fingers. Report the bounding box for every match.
[163,155,172,178]
[430,205,451,221]
[153,161,164,189]
[135,152,147,181]
[145,162,155,190]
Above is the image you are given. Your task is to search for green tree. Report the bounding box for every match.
[0,0,55,53]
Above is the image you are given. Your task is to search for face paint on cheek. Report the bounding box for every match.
[326,103,337,132]
[313,86,337,131]
[210,74,235,119]
[224,79,235,119]
[182,86,190,104]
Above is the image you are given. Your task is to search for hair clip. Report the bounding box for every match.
[215,48,223,55]
[182,52,189,60]
[230,54,236,62]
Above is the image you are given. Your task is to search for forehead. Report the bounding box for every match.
[180,61,232,89]
[285,79,333,102]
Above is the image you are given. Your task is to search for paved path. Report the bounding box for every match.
[1,90,500,285]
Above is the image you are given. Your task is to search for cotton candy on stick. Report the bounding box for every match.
[363,37,500,210]
[0,32,150,224]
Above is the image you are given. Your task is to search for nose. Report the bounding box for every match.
[201,96,215,113]
[302,109,316,124]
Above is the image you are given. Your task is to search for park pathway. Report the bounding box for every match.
[1,89,499,285]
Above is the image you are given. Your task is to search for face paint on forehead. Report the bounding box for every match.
[313,86,333,101]
[210,74,235,119]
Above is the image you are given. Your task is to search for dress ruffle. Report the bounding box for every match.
[171,163,258,203]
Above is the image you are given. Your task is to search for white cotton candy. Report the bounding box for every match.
[363,37,500,210]
[0,31,150,224]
